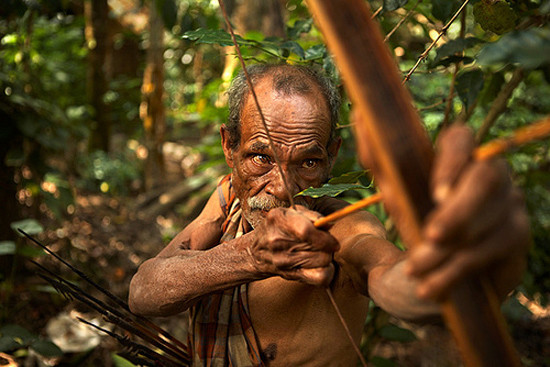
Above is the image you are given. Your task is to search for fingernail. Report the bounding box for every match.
[434,184,451,203]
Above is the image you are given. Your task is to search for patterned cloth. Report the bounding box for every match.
[188,175,264,367]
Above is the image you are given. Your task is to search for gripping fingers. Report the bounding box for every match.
[407,241,453,277]
[271,250,334,270]
[415,208,528,300]
[266,208,339,253]
[432,125,475,203]
[412,160,515,278]
[424,159,510,245]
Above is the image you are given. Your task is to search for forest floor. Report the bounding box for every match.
[3,184,550,366]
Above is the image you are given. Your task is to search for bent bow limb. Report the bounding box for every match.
[306,1,521,366]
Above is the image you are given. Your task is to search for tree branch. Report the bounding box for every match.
[384,0,422,43]
[403,0,471,84]
[475,69,525,144]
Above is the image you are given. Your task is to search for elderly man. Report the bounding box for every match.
[129,64,529,366]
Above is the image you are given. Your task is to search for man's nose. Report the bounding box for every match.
[265,166,299,202]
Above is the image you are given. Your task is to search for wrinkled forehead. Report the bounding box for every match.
[240,76,332,145]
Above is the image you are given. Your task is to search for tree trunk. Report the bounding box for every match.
[230,0,286,38]
[85,0,112,152]
[140,2,166,191]
[220,0,287,95]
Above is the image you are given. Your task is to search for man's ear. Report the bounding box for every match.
[328,136,342,169]
[220,124,234,168]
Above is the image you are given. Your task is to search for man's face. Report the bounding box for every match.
[221,77,340,228]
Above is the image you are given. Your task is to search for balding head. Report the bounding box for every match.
[226,64,341,150]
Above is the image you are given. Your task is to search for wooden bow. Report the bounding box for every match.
[306,1,521,366]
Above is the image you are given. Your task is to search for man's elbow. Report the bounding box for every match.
[128,268,192,317]
[128,272,153,315]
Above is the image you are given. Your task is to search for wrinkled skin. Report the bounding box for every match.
[129,72,529,366]
[220,78,342,285]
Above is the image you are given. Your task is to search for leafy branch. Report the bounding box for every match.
[403,0,471,83]
[476,68,525,143]
[384,0,422,43]
[182,28,327,64]
[296,171,373,198]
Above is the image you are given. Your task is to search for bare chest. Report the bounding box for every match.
[247,277,369,366]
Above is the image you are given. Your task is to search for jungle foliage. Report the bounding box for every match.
[1,0,550,366]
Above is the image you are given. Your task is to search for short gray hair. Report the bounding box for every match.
[226,64,341,150]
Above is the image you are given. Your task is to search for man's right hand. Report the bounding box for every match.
[248,205,340,287]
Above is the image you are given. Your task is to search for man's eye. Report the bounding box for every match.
[252,154,271,165]
[302,159,319,169]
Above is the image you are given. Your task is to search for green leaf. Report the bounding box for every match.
[296,171,372,198]
[473,1,517,35]
[328,170,368,184]
[378,324,417,342]
[431,0,461,22]
[296,184,369,198]
[0,241,16,256]
[112,353,138,367]
[434,37,484,63]
[280,41,305,59]
[287,19,313,39]
[11,219,44,236]
[0,336,23,352]
[370,356,397,367]
[431,55,474,68]
[30,339,63,357]
[1,34,19,46]
[477,28,550,69]
[0,325,35,346]
[304,44,326,61]
[183,28,254,47]
[455,68,484,108]
[384,0,408,12]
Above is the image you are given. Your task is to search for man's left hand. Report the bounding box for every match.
[405,125,531,300]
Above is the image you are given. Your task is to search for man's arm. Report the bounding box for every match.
[335,125,529,321]
[330,211,441,321]
[128,188,247,316]
[129,191,340,317]
[129,236,261,316]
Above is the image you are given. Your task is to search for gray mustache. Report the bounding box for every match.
[247,196,309,211]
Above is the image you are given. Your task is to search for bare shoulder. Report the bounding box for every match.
[330,209,386,242]
[313,196,386,240]
[315,196,390,261]
[157,187,227,257]
[321,200,403,296]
